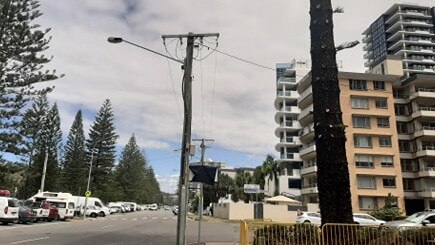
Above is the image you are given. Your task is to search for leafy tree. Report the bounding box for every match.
[233,170,252,203]
[143,166,161,203]
[252,166,266,190]
[262,155,279,196]
[309,0,353,224]
[0,0,61,156]
[62,110,86,195]
[369,193,405,221]
[86,99,118,202]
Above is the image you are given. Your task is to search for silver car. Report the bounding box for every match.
[386,211,435,228]
[296,212,321,225]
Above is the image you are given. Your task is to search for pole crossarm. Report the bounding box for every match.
[162,33,220,39]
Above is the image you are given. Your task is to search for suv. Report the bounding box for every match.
[386,211,435,228]
[0,197,19,225]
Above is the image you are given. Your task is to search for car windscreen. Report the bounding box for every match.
[8,199,18,207]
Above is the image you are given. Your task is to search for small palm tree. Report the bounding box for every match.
[262,155,280,196]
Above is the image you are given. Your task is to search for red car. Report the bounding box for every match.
[47,204,59,222]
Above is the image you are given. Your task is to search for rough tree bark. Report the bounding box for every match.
[309,0,354,225]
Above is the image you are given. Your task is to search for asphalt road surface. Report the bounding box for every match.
[0,209,239,245]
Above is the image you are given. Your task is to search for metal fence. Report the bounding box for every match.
[240,220,435,245]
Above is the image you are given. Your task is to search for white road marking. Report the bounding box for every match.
[162,217,168,220]
[132,218,137,221]
[141,217,147,220]
[9,236,50,244]
[100,224,113,229]
[152,217,157,220]
[121,218,127,221]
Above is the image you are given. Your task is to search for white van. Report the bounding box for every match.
[74,196,110,217]
[0,197,19,224]
[31,192,75,220]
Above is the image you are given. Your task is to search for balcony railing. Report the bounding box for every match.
[422,126,435,130]
[422,145,435,151]
[278,77,296,83]
[417,88,435,93]
[419,106,435,112]
[302,183,317,188]
[280,121,294,127]
[277,91,293,97]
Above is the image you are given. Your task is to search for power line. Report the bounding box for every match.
[198,43,276,71]
[209,51,218,138]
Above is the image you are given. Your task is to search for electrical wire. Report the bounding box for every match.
[165,57,183,123]
[198,43,276,71]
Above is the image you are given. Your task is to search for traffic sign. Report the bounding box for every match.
[85,191,91,197]
[243,184,260,194]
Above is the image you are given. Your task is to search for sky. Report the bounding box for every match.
[34,0,435,193]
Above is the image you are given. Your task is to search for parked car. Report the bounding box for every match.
[296,212,321,225]
[0,196,19,225]
[150,203,158,211]
[24,200,50,222]
[353,213,385,225]
[47,205,59,222]
[84,206,101,218]
[17,201,36,224]
[386,211,435,228]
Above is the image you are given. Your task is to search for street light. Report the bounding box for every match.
[335,40,360,51]
[82,139,107,219]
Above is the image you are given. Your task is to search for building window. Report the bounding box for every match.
[350,80,367,91]
[375,99,388,109]
[374,81,385,91]
[377,117,390,128]
[380,156,394,167]
[357,176,376,189]
[354,136,372,148]
[359,197,378,210]
[352,116,371,128]
[288,179,301,189]
[355,155,374,168]
[379,136,392,147]
[403,178,415,191]
[382,177,396,188]
[351,98,369,109]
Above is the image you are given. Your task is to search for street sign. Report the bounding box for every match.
[85,191,91,197]
[243,184,260,194]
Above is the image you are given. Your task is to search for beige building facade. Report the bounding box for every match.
[298,71,405,212]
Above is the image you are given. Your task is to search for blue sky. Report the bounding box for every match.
[24,0,435,193]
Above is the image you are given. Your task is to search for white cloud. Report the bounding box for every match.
[35,0,435,188]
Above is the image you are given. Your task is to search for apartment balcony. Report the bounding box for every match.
[409,88,435,100]
[300,164,317,176]
[275,121,301,136]
[362,35,371,43]
[300,143,316,159]
[274,107,301,123]
[274,91,299,109]
[363,51,373,60]
[416,146,435,158]
[299,105,314,126]
[413,126,435,139]
[277,77,297,87]
[278,153,302,162]
[418,188,435,198]
[275,137,302,151]
[418,167,435,178]
[363,42,372,51]
[364,60,374,68]
[404,190,419,198]
[411,106,435,119]
[298,86,313,109]
[301,183,318,195]
[299,124,315,144]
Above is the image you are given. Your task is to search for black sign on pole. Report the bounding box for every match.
[189,165,218,185]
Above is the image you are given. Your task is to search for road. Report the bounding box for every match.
[0,210,239,245]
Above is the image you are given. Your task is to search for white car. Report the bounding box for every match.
[0,197,19,225]
[296,212,321,225]
[353,213,385,225]
[149,203,158,211]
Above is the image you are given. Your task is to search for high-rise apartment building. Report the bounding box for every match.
[272,60,310,198]
[363,3,435,214]
[298,71,405,212]
[362,4,435,77]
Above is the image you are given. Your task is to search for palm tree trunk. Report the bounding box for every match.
[309,0,353,224]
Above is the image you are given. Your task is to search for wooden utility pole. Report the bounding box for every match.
[161,32,219,245]
[309,0,353,225]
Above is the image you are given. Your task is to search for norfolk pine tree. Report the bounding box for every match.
[87,99,118,202]
[62,110,86,195]
[310,0,353,224]
[0,0,61,156]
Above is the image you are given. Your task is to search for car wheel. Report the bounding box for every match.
[303,220,311,224]
[99,211,105,217]
[90,213,97,218]
[2,221,8,225]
